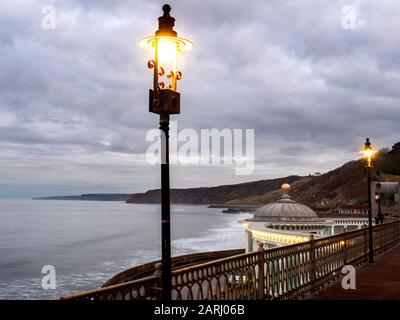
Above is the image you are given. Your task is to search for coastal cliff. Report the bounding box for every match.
[126,176,301,205]
[126,143,400,207]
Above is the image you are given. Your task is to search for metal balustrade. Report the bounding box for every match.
[60,220,400,300]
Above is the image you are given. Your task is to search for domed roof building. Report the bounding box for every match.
[239,183,368,252]
[253,184,318,222]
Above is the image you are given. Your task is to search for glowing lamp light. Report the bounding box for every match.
[360,138,377,168]
[139,35,193,54]
[138,36,193,89]
[139,4,193,98]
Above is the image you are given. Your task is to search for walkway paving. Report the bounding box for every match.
[308,245,400,300]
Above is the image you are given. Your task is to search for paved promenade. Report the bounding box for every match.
[308,245,400,300]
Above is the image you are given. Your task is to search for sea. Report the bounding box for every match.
[0,199,251,300]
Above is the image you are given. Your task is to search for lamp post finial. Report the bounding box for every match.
[162,4,171,15]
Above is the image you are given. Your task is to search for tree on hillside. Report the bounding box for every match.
[390,142,400,154]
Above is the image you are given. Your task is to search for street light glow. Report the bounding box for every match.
[157,39,177,65]
[139,3,193,94]
[139,35,193,91]
[360,138,377,167]
[139,35,193,52]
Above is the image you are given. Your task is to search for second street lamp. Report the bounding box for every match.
[139,4,193,300]
[360,137,377,263]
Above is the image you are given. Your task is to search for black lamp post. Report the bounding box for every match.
[139,4,193,300]
[360,138,377,263]
[375,169,384,224]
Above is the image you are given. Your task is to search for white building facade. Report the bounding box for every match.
[239,184,369,252]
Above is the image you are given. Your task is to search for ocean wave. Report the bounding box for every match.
[0,212,251,299]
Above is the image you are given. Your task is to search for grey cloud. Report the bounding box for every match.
[0,0,399,196]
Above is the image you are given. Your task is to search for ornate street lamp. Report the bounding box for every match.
[139,4,193,300]
[375,169,384,224]
[360,137,377,263]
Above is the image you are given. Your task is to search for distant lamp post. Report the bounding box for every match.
[139,4,193,301]
[375,169,384,224]
[360,138,377,263]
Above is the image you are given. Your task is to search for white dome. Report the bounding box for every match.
[253,185,318,222]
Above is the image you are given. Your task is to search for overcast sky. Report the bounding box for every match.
[1,0,399,198]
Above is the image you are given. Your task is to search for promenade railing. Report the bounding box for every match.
[60,220,400,300]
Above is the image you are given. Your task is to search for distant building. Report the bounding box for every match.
[372,182,400,215]
[334,205,368,215]
[376,182,399,206]
[239,183,368,252]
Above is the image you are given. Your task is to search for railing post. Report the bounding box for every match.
[397,220,400,245]
[257,243,265,299]
[153,262,163,299]
[363,224,368,263]
[309,235,316,293]
[393,221,396,247]
[392,221,395,246]
[343,227,348,265]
